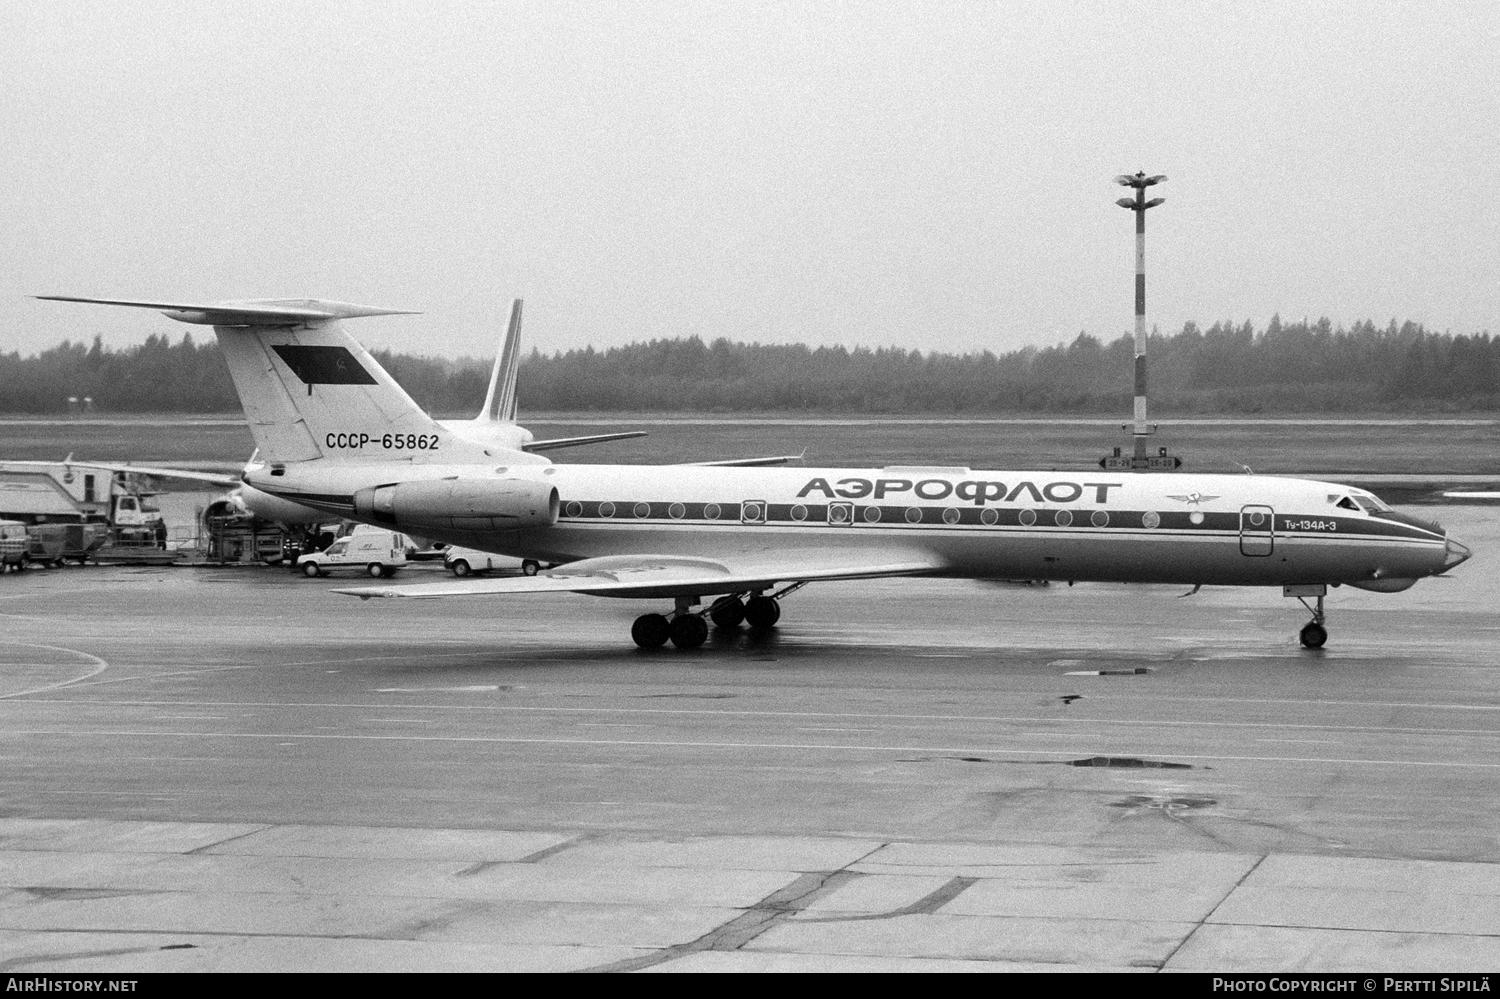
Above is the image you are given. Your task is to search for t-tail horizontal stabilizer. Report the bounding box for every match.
[35,296,418,326]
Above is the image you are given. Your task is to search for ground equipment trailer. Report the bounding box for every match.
[0,460,166,565]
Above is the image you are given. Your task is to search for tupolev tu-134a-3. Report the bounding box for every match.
[40,295,1472,651]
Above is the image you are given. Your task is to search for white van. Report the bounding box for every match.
[297,529,409,578]
[444,545,548,578]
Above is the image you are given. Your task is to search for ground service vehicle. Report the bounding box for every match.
[0,520,27,571]
[296,529,409,578]
[0,460,164,564]
[444,546,545,577]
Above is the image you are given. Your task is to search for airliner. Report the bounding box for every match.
[39,296,1472,651]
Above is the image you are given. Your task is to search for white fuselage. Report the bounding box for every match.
[248,461,1460,591]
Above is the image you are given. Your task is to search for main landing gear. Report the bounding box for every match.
[630,611,706,650]
[630,584,804,650]
[1285,584,1329,649]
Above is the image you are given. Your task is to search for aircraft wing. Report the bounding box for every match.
[65,462,241,488]
[521,436,795,460]
[334,549,943,601]
[523,431,649,452]
[680,454,803,467]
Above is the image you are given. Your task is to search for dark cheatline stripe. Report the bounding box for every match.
[259,488,355,513]
[550,502,1441,542]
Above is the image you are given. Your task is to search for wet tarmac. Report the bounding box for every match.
[1,504,1496,971]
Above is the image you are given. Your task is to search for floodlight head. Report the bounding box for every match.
[1114,174,1140,187]
[1146,174,1167,184]
[1144,197,1165,208]
[1116,197,1138,209]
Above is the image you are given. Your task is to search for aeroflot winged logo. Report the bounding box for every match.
[271,345,378,386]
[797,477,1121,506]
[1168,492,1220,507]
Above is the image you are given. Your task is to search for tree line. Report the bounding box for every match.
[1,316,1496,415]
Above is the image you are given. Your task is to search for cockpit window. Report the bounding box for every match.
[1332,494,1392,513]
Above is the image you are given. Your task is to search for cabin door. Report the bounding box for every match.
[1239,505,1275,556]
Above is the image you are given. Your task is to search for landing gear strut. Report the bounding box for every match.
[1286,584,1329,649]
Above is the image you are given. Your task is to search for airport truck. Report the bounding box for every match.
[0,460,166,565]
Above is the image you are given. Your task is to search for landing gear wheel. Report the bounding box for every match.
[710,597,746,629]
[631,613,671,649]
[668,614,709,650]
[302,562,322,578]
[451,559,471,577]
[1299,622,1328,649]
[522,560,540,576]
[744,596,780,630]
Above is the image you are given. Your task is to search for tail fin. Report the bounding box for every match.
[37,296,492,466]
[479,298,524,424]
[214,317,481,464]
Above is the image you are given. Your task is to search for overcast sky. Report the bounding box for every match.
[2,1,1496,361]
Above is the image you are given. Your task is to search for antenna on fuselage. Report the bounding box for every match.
[1100,171,1181,473]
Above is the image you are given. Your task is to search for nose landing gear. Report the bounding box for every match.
[1299,621,1328,649]
[1285,584,1329,649]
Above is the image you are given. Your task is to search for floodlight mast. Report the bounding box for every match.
[1105,171,1177,471]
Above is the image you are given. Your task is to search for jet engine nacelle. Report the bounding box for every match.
[351,478,559,533]
[204,494,253,525]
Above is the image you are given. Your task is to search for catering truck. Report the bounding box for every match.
[0,460,165,565]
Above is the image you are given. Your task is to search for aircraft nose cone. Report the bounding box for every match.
[1443,537,1472,570]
